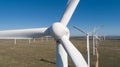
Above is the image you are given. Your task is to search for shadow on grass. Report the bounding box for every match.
[39,58,56,64]
[39,58,71,67]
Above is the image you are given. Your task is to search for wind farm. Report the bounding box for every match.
[0,0,120,67]
[0,38,119,67]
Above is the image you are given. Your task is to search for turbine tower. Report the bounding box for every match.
[0,0,88,67]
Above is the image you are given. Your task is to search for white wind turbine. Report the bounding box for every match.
[73,26,90,67]
[14,39,17,45]
[0,0,88,67]
[92,25,103,55]
[92,29,101,67]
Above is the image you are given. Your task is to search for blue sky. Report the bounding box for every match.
[0,0,120,36]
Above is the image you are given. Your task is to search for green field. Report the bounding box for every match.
[0,39,119,67]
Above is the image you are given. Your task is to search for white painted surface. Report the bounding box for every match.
[61,36,88,67]
[56,43,68,67]
[0,28,47,39]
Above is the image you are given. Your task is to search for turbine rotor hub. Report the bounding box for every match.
[50,22,69,40]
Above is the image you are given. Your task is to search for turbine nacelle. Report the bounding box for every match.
[50,22,70,40]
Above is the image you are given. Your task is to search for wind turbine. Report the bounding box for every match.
[14,39,17,45]
[28,39,31,44]
[103,35,106,40]
[93,34,100,67]
[73,26,90,67]
[0,0,88,67]
[92,28,96,55]
[92,25,103,55]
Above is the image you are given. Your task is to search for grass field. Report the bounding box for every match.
[0,38,119,67]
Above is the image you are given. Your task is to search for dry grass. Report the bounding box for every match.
[0,39,119,67]
[98,40,120,67]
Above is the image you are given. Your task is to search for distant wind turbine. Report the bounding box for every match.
[73,26,90,67]
[92,25,103,55]
[14,39,17,45]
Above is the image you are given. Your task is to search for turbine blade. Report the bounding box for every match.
[0,28,48,39]
[94,35,100,40]
[60,0,80,26]
[60,35,88,67]
[73,26,87,35]
[56,41,68,67]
